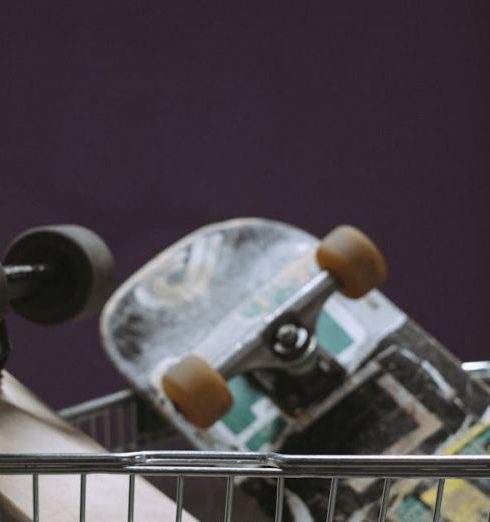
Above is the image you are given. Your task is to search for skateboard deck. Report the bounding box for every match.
[101,218,490,521]
[0,372,197,522]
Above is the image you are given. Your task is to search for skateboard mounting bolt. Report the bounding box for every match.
[272,323,310,361]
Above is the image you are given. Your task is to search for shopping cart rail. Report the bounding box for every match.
[1,451,490,522]
[1,452,490,479]
[2,361,489,522]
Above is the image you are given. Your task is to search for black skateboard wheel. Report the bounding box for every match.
[162,355,233,429]
[3,225,115,324]
[316,225,387,299]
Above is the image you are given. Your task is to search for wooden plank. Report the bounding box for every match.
[0,372,197,521]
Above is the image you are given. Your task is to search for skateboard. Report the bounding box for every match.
[101,218,490,521]
[0,225,196,522]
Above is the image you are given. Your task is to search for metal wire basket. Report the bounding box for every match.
[1,361,490,522]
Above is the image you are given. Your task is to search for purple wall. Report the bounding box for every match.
[2,3,489,408]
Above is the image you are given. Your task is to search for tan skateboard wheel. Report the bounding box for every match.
[316,225,387,299]
[162,355,233,429]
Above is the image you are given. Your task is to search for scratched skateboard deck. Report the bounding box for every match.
[101,218,490,521]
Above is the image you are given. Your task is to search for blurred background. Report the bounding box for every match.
[1,3,489,409]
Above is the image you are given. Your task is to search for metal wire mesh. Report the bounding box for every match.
[2,451,490,521]
[2,361,490,522]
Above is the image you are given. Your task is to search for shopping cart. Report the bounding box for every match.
[1,361,489,522]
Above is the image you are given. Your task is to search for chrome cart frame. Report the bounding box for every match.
[1,361,490,522]
[2,452,490,522]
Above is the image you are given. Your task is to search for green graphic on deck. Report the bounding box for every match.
[315,311,353,356]
[394,497,432,522]
[222,376,263,434]
[221,376,287,449]
[246,417,287,451]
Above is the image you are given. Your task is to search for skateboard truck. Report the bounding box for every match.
[0,225,115,373]
[162,225,388,429]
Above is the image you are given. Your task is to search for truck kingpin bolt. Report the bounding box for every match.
[273,324,310,360]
